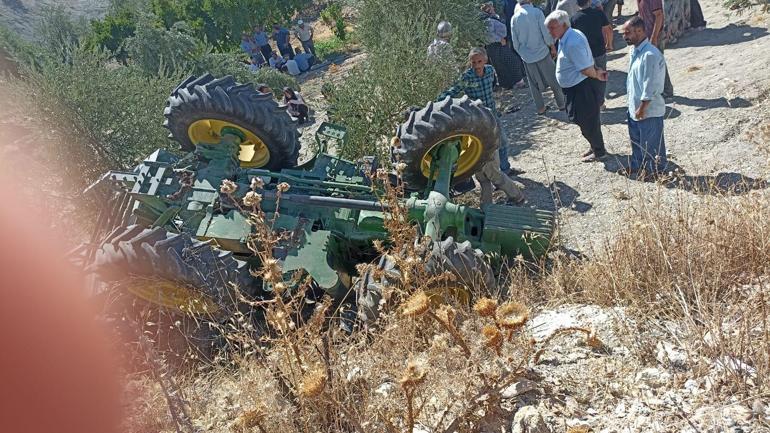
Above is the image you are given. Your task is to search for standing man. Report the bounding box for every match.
[272,24,295,60]
[428,21,453,59]
[571,0,613,101]
[439,47,526,203]
[546,10,608,162]
[511,0,566,115]
[637,0,673,97]
[556,0,580,17]
[253,26,273,62]
[622,16,668,176]
[293,20,315,57]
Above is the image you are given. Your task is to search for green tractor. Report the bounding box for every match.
[82,74,554,359]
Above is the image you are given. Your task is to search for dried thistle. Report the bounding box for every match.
[566,426,590,433]
[220,179,238,194]
[399,359,426,389]
[230,406,267,433]
[250,176,265,190]
[243,191,262,207]
[482,324,503,353]
[473,297,498,317]
[299,368,327,399]
[261,258,282,281]
[402,291,430,317]
[496,301,529,330]
[395,162,407,174]
[277,182,290,193]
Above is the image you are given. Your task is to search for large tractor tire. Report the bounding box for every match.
[91,225,259,362]
[355,237,495,324]
[163,73,299,170]
[394,96,500,191]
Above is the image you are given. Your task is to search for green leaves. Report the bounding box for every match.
[326,0,485,160]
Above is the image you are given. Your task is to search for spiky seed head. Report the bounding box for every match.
[496,301,529,330]
[482,324,503,352]
[395,162,407,174]
[220,179,238,194]
[399,360,426,389]
[473,297,498,317]
[299,368,327,399]
[250,176,265,190]
[236,406,266,430]
[262,258,282,281]
[243,191,262,207]
[277,182,290,193]
[402,291,430,317]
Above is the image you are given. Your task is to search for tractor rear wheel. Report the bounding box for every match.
[394,96,500,191]
[355,237,495,324]
[163,74,299,170]
[91,225,259,362]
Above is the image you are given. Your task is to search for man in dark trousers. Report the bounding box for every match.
[271,24,295,60]
[546,9,609,162]
[571,0,613,101]
[637,0,672,97]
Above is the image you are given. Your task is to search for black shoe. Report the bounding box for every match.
[582,152,607,163]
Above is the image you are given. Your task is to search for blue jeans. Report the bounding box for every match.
[498,118,511,172]
[628,114,667,173]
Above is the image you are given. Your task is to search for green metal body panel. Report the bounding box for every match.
[90,123,554,298]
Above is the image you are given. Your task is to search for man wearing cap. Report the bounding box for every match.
[293,20,315,57]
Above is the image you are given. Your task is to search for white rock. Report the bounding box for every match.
[635,368,671,388]
[375,382,395,397]
[511,406,552,433]
[412,424,431,433]
[502,378,537,399]
[655,341,689,368]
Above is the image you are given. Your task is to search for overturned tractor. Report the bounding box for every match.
[80,74,554,361]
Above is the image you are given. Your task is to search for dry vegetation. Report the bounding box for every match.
[118,151,770,432]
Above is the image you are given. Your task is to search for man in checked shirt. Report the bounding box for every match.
[438,47,526,205]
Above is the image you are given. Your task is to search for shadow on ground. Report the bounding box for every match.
[600,105,681,125]
[671,24,769,49]
[672,95,752,111]
[601,154,768,196]
[515,177,593,214]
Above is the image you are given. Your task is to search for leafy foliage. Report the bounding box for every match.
[150,0,312,49]
[327,0,485,159]
[320,2,347,40]
[85,8,136,61]
[124,16,199,75]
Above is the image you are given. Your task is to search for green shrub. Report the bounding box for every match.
[320,2,347,40]
[327,0,485,160]
[85,8,136,61]
[24,44,181,179]
[314,35,347,60]
[150,0,312,50]
[124,16,199,75]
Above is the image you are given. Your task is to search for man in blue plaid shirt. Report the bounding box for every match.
[438,47,526,204]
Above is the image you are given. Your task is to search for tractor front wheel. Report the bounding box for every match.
[393,96,500,191]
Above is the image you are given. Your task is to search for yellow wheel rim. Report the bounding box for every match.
[420,134,483,179]
[188,119,270,168]
[120,277,221,317]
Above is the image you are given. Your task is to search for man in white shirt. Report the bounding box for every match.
[293,20,315,57]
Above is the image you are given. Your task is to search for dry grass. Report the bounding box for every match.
[120,171,770,432]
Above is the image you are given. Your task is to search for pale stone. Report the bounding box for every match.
[511,406,552,433]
